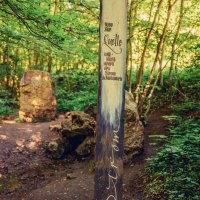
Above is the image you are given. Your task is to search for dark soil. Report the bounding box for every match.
[0,109,169,200]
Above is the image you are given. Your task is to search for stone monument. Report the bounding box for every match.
[19,70,56,122]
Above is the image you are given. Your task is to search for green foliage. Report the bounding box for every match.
[149,134,169,146]
[145,105,200,199]
[170,101,200,119]
[0,0,99,81]
[148,59,200,111]
[180,65,200,100]
[53,69,98,112]
[0,106,13,116]
[0,90,18,116]
[145,59,200,199]
[162,115,183,124]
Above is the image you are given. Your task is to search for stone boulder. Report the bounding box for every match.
[75,136,96,156]
[76,92,144,160]
[78,93,144,158]
[45,138,68,159]
[47,92,144,160]
[60,111,96,139]
[19,70,56,122]
[124,91,144,158]
[46,111,96,159]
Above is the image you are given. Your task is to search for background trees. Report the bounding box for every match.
[0,1,199,199]
[126,0,199,114]
[0,0,99,92]
[0,0,199,114]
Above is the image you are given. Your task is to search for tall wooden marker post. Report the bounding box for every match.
[95,1,127,200]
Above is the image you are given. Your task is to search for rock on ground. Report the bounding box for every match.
[19,70,56,122]
[47,92,144,160]
[124,91,144,158]
[46,111,96,159]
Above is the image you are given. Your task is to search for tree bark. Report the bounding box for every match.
[139,0,177,114]
[158,39,165,86]
[48,49,52,73]
[34,47,39,69]
[54,0,59,15]
[6,43,10,89]
[127,0,136,93]
[168,0,184,88]
[134,0,164,104]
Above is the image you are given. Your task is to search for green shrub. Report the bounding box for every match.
[170,101,200,120]
[180,65,200,100]
[53,69,98,112]
[0,90,18,116]
[145,117,200,200]
[145,66,200,198]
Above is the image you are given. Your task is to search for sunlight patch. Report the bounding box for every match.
[16,139,25,147]
[0,135,8,140]
[3,120,16,124]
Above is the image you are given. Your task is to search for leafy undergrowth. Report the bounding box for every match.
[53,69,97,112]
[145,101,200,199]
[0,90,18,116]
[145,118,200,199]
[144,65,200,200]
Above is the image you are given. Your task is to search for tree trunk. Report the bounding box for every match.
[134,0,164,104]
[48,49,52,73]
[168,0,184,88]
[28,49,32,69]
[11,48,19,95]
[145,0,155,37]
[139,0,177,114]
[159,39,165,86]
[54,0,59,15]
[6,44,10,89]
[127,0,135,93]
[34,48,39,69]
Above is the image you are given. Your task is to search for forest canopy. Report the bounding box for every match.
[0,0,199,113]
[0,1,199,200]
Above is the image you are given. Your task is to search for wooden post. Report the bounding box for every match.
[95,1,127,200]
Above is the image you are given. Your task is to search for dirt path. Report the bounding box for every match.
[123,109,169,200]
[0,109,169,200]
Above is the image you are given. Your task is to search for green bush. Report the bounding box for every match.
[145,116,200,200]
[0,106,12,116]
[53,69,98,112]
[145,62,200,199]
[180,65,200,100]
[0,90,18,116]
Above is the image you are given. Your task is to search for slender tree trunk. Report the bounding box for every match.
[54,0,59,15]
[34,48,39,69]
[0,50,2,63]
[6,44,10,88]
[134,0,164,104]
[168,0,184,87]
[126,1,131,87]
[159,39,165,86]
[11,48,19,95]
[139,0,177,114]
[159,61,163,86]
[39,55,44,71]
[127,0,135,93]
[48,49,52,73]
[175,66,181,88]
[59,0,62,11]
[28,49,32,69]
[145,0,155,37]
[47,0,59,73]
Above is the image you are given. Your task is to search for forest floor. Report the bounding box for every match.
[0,108,169,200]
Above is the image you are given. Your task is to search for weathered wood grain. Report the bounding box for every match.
[95,1,127,199]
